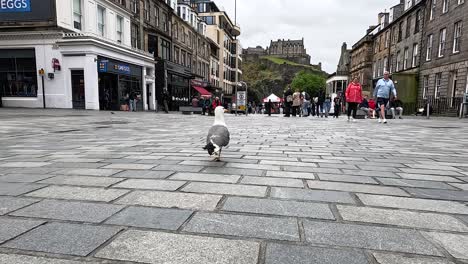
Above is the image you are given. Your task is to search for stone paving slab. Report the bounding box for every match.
[0,174,54,183]
[116,190,222,210]
[4,222,121,256]
[105,206,192,230]
[398,173,463,182]
[318,174,379,184]
[303,221,443,256]
[0,197,39,215]
[0,218,45,243]
[25,186,129,202]
[265,243,369,264]
[0,254,91,264]
[11,200,124,223]
[449,183,468,190]
[241,176,304,188]
[182,182,267,197]
[0,162,51,168]
[404,188,468,202]
[270,187,356,204]
[377,178,457,190]
[53,168,122,177]
[169,172,240,183]
[357,194,468,214]
[266,171,316,180]
[424,232,468,260]
[372,253,455,264]
[38,176,123,187]
[154,164,204,172]
[101,163,155,170]
[307,181,410,196]
[202,167,265,176]
[184,212,299,241]
[0,182,45,196]
[337,205,468,232]
[112,170,175,179]
[95,230,259,264]
[113,179,186,191]
[222,197,335,219]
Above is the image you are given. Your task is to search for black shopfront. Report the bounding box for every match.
[97,57,143,111]
[166,61,192,111]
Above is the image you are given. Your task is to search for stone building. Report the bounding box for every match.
[0,0,155,111]
[419,0,468,115]
[266,38,311,65]
[350,27,376,93]
[326,43,351,96]
[243,46,266,55]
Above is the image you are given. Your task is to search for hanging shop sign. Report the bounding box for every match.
[52,58,61,72]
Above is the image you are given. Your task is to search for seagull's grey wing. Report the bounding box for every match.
[207,125,230,147]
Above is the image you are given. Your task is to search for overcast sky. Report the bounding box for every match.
[214,0,397,73]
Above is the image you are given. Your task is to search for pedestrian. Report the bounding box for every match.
[266,99,272,116]
[374,71,397,124]
[162,90,169,113]
[317,90,325,117]
[389,97,404,119]
[192,95,199,108]
[333,96,342,118]
[292,89,301,117]
[284,86,293,117]
[323,94,331,118]
[311,97,317,117]
[345,77,363,122]
[359,95,373,119]
[212,97,222,113]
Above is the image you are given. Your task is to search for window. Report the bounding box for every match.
[415,10,421,33]
[426,34,433,61]
[378,59,383,77]
[435,73,442,98]
[453,21,462,53]
[406,16,411,38]
[403,48,409,70]
[396,51,401,71]
[155,7,160,27]
[438,28,447,57]
[144,0,150,21]
[398,22,403,42]
[162,12,168,32]
[459,0,465,4]
[131,23,140,49]
[385,31,390,48]
[389,54,394,73]
[443,0,449,13]
[0,49,38,97]
[97,6,105,37]
[383,57,388,73]
[430,0,436,20]
[423,75,429,99]
[412,43,419,67]
[392,26,398,44]
[73,0,82,30]
[161,39,171,60]
[116,16,123,43]
[131,0,138,13]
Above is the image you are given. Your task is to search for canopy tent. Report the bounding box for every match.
[193,86,212,98]
[263,94,283,103]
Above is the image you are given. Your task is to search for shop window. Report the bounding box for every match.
[0,49,38,97]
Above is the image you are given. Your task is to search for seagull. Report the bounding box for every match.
[203,106,230,161]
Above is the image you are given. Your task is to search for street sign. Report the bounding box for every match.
[237,91,246,111]
[38,68,45,76]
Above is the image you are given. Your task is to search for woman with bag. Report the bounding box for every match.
[345,77,363,122]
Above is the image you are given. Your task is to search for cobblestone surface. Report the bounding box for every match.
[0,109,468,263]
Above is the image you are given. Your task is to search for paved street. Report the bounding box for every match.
[0,108,467,264]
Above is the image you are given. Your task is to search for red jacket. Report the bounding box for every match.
[368,99,376,110]
[212,100,222,109]
[345,82,363,103]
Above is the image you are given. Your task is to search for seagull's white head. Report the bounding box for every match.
[214,106,226,126]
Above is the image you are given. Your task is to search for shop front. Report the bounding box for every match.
[166,61,192,111]
[97,57,143,111]
[0,49,38,101]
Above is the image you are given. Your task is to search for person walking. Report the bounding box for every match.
[284,86,293,117]
[162,90,169,113]
[317,90,325,118]
[266,99,272,116]
[333,96,342,118]
[374,71,397,124]
[323,94,332,118]
[212,97,222,113]
[345,77,363,122]
[292,89,301,117]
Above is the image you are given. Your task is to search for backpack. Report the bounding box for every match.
[286,95,293,102]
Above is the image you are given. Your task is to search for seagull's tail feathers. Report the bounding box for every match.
[203,142,215,156]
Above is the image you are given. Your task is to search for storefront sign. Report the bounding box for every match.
[113,64,131,74]
[98,60,108,73]
[0,0,31,12]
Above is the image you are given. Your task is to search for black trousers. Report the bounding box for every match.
[347,102,358,118]
[334,105,340,118]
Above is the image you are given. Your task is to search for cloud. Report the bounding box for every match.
[214,0,397,73]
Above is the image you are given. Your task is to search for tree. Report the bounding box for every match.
[291,71,326,97]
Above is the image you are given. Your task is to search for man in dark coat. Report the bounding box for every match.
[283,86,293,117]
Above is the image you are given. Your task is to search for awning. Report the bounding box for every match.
[193,86,212,97]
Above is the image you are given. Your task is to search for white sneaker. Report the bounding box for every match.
[378,118,382,123]
[364,116,368,119]
[352,118,356,123]
[383,119,387,124]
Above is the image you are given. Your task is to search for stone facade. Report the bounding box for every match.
[419,0,468,104]
[350,30,375,92]
[266,39,311,65]
[243,46,266,55]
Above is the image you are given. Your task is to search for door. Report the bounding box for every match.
[71,70,85,109]
[146,84,151,110]
[449,71,458,107]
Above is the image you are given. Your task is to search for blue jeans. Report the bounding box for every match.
[129,99,137,112]
[323,102,331,117]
